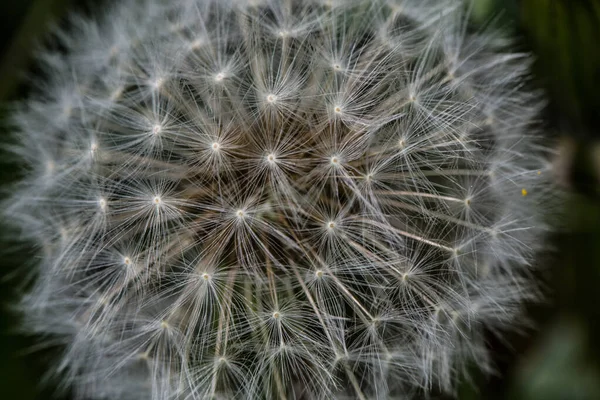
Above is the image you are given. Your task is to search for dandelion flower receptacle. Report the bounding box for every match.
[5,0,554,398]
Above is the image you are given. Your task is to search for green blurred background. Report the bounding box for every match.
[1,0,599,399]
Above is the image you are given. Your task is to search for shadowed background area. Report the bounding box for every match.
[1,0,599,399]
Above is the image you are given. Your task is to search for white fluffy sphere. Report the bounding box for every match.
[5,0,554,399]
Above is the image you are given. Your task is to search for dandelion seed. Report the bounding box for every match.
[151,77,164,90]
[98,198,107,211]
[90,141,98,151]
[110,86,123,101]
[45,160,55,175]
[190,39,203,50]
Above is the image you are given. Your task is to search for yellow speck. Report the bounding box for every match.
[521,188,528,197]
[537,171,541,175]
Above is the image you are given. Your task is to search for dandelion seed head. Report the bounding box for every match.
[3,1,557,399]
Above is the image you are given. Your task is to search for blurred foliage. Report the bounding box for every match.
[474,0,600,135]
[1,0,600,399]
[521,0,600,135]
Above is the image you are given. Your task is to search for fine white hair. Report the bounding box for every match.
[4,0,556,399]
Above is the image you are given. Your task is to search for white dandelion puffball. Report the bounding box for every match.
[5,0,555,399]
